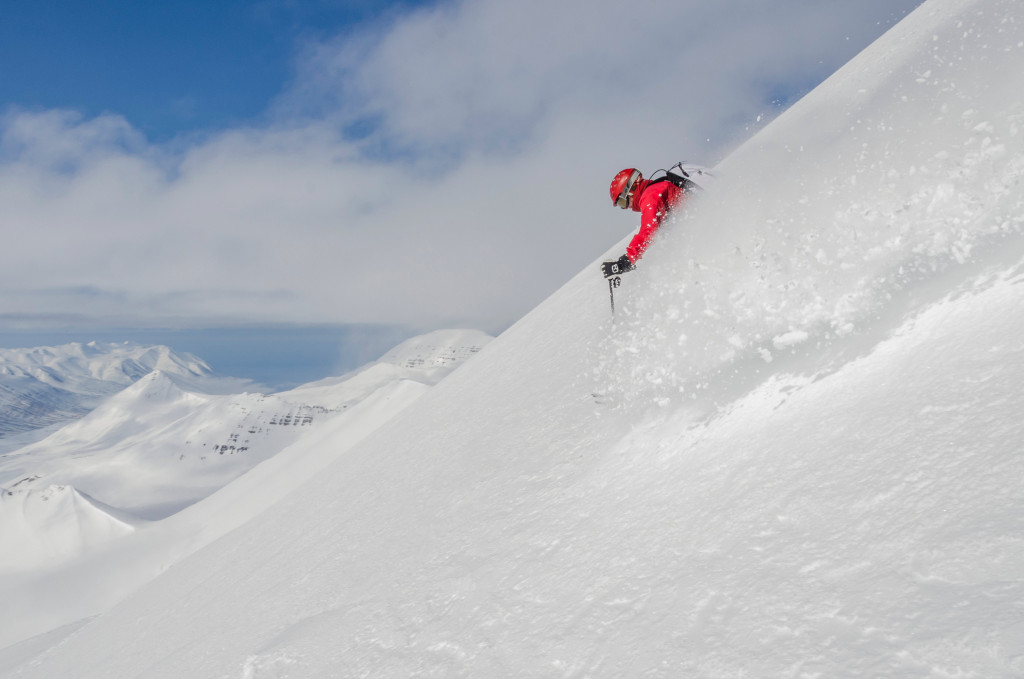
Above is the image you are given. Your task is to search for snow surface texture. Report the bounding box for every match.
[0,329,491,649]
[4,0,1024,676]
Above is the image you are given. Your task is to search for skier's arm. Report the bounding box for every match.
[626,183,683,262]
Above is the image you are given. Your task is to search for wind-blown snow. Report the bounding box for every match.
[3,0,1024,676]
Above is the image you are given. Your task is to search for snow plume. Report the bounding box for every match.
[598,0,1024,413]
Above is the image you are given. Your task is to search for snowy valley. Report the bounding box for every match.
[2,0,1024,676]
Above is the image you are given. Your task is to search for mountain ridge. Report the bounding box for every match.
[0,341,253,446]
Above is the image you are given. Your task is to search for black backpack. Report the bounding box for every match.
[647,162,716,193]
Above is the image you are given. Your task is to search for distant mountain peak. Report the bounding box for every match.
[0,342,250,442]
[115,370,195,404]
[0,341,211,387]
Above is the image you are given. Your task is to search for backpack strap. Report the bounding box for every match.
[647,170,696,193]
[644,162,712,194]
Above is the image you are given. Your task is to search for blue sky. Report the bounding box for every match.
[0,0,430,141]
[0,0,926,387]
[0,0,436,387]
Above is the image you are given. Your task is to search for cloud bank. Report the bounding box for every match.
[0,0,924,331]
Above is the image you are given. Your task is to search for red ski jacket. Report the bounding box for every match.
[626,179,686,263]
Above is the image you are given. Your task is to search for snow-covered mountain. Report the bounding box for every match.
[0,330,492,527]
[0,485,137,574]
[0,371,331,521]
[0,328,491,646]
[3,0,1024,676]
[0,341,251,449]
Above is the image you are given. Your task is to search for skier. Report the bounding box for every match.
[601,163,711,279]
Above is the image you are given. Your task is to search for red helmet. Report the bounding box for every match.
[610,168,642,209]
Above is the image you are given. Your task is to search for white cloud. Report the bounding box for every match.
[0,108,149,171]
[0,0,925,331]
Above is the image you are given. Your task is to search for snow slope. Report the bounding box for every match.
[5,0,1024,676]
[0,341,250,448]
[0,485,136,573]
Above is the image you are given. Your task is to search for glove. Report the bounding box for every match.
[601,254,634,279]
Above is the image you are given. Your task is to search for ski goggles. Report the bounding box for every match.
[615,170,641,209]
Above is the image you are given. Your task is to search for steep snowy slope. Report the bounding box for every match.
[4,0,1023,676]
[0,341,249,447]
